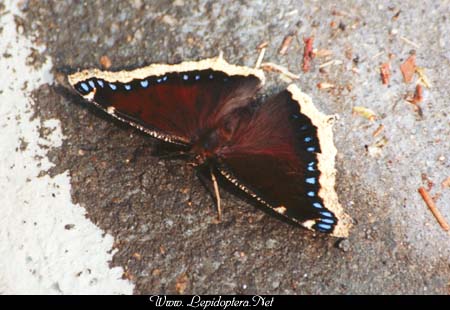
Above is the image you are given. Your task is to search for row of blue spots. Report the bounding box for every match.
[306,160,320,219]
[183,73,214,80]
[304,131,315,152]
[182,73,224,81]
[313,206,336,232]
[78,72,221,94]
[78,79,108,93]
[290,113,316,150]
[79,75,171,93]
[316,212,336,232]
[291,113,309,133]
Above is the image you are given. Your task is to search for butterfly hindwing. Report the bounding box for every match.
[217,85,351,237]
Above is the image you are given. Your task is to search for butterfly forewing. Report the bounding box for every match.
[69,57,264,145]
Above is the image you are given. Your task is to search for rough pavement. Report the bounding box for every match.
[10,0,450,294]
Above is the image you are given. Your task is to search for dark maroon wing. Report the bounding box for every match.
[68,57,264,145]
[217,85,351,237]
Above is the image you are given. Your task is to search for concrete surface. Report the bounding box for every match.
[2,0,450,294]
[0,0,132,294]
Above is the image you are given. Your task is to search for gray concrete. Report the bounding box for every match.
[22,0,450,294]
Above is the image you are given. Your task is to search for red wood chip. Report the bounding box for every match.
[302,37,315,72]
[412,84,423,104]
[400,54,416,83]
[380,62,391,85]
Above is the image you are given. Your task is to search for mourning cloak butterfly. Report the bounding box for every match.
[68,56,352,237]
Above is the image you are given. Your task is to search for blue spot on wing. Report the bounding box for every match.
[316,223,332,232]
[320,218,334,224]
[320,211,333,218]
[306,177,316,185]
[80,82,89,92]
[313,202,323,209]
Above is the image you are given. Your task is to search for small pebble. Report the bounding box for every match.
[337,239,351,252]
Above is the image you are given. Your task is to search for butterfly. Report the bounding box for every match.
[68,56,352,237]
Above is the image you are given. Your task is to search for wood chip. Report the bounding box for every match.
[410,84,423,105]
[416,67,432,88]
[442,176,450,189]
[100,55,112,69]
[380,62,391,85]
[352,106,377,121]
[260,62,300,80]
[317,82,335,89]
[372,124,384,137]
[132,253,141,260]
[400,54,416,83]
[418,187,450,231]
[367,136,388,158]
[400,36,420,49]
[392,10,401,20]
[319,60,342,69]
[278,32,295,55]
[302,37,315,72]
[175,273,189,294]
[371,51,384,60]
[254,47,266,69]
[257,41,269,50]
[314,49,333,58]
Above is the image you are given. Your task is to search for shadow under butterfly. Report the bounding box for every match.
[68,56,352,238]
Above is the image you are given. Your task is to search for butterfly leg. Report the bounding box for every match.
[210,166,222,221]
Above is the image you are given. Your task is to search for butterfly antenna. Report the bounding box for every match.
[210,166,222,221]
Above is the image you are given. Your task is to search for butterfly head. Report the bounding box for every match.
[190,127,226,167]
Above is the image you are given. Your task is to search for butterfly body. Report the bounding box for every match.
[189,105,252,167]
[68,56,352,237]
